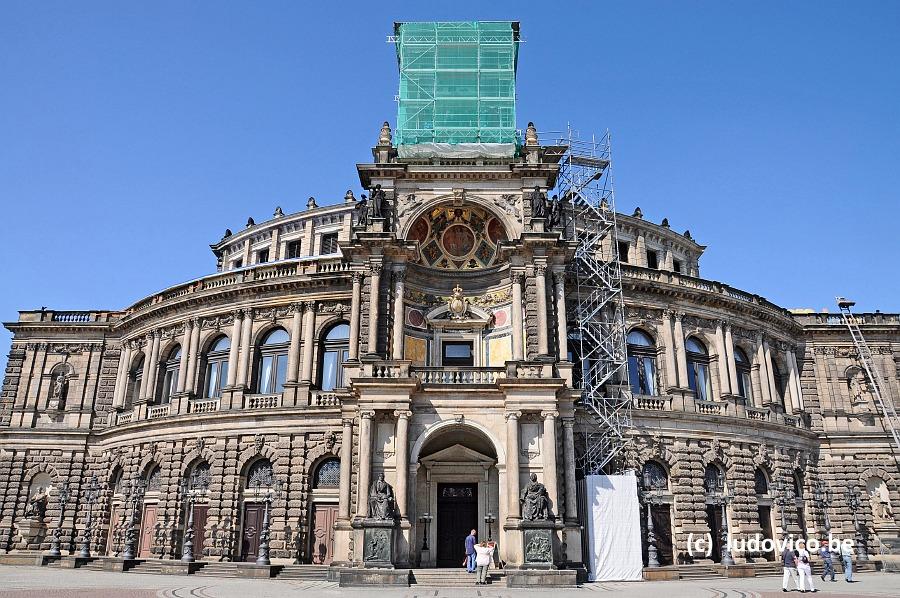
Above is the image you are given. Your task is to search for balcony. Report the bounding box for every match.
[244,394,281,410]
[411,366,505,385]
[630,393,810,430]
[189,398,221,414]
[147,405,170,419]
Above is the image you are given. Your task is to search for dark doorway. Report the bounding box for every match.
[642,504,674,566]
[436,483,477,568]
[758,506,775,561]
[240,503,264,562]
[706,504,723,563]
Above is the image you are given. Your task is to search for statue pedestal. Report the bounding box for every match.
[521,521,557,569]
[15,519,46,550]
[357,518,396,568]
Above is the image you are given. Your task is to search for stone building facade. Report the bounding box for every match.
[1,122,898,574]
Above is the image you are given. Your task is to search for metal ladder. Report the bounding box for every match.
[837,297,900,454]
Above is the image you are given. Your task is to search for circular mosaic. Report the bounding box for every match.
[408,203,507,270]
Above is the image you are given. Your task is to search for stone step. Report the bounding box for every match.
[276,565,330,580]
[676,565,725,579]
[410,569,505,587]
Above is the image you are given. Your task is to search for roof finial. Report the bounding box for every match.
[661,217,670,228]
[525,122,539,146]
[246,217,255,228]
[273,206,284,218]
[379,121,392,146]
[683,229,693,240]
[307,196,318,210]
[632,207,643,219]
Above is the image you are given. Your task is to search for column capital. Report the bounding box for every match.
[342,417,355,428]
[393,409,412,420]
[511,270,526,284]
[394,269,406,282]
[351,271,364,284]
[534,264,547,277]
[505,410,522,421]
[561,417,575,429]
[674,311,685,322]
[369,263,383,277]
[552,270,566,284]
[231,308,244,320]
[289,301,304,314]
[541,410,559,420]
[302,301,316,313]
[360,410,376,420]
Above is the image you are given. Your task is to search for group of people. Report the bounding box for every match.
[464,529,496,586]
[781,538,856,593]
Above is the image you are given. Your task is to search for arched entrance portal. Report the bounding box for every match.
[412,422,502,568]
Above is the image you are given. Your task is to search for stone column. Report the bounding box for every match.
[114,343,133,409]
[505,411,522,519]
[553,271,568,360]
[786,350,802,413]
[636,235,647,267]
[143,331,161,401]
[367,264,383,356]
[755,336,773,405]
[300,301,316,383]
[541,411,559,515]
[176,322,191,394]
[286,303,302,384]
[673,313,689,387]
[338,417,354,520]
[391,269,406,360]
[724,324,739,396]
[658,311,678,389]
[226,310,243,387]
[763,340,779,404]
[184,318,203,394]
[535,264,549,356]
[236,309,254,387]
[511,272,525,360]
[714,321,731,396]
[348,272,363,361]
[394,410,411,518]
[356,410,375,517]
[562,418,578,523]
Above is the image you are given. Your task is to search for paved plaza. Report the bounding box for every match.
[0,566,897,598]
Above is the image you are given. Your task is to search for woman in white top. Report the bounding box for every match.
[473,540,496,586]
[796,540,817,593]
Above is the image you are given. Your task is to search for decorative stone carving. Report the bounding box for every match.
[363,527,391,562]
[520,473,552,521]
[25,486,48,519]
[523,528,553,564]
[447,285,469,320]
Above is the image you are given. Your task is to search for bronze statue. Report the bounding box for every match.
[369,185,386,219]
[368,473,396,520]
[355,194,369,227]
[530,185,547,220]
[520,473,551,521]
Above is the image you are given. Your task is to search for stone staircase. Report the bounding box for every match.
[752,562,782,577]
[191,562,245,578]
[410,568,505,587]
[275,564,330,580]
[676,564,725,580]
[125,559,171,575]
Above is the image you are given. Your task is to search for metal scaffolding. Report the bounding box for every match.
[554,128,632,475]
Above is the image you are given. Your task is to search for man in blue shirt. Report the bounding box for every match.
[465,529,477,573]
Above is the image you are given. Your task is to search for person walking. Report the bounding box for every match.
[781,541,801,593]
[819,539,835,582]
[473,540,496,585]
[464,529,477,573]
[796,540,816,593]
[840,541,854,583]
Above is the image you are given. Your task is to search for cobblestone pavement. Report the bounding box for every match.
[0,566,897,597]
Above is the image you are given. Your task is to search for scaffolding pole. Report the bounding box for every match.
[554,127,632,475]
[836,297,900,455]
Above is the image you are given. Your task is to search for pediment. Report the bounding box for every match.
[420,443,495,464]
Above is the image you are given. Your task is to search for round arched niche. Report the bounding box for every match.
[406,203,509,271]
[418,424,498,462]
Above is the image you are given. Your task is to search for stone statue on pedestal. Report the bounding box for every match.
[530,186,547,220]
[25,487,48,520]
[369,185,386,219]
[520,473,551,521]
[368,473,396,520]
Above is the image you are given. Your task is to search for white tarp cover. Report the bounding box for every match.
[585,473,644,581]
[397,142,516,159]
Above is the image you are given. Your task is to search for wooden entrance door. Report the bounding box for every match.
[706,504,723,563]
[758,506,775,561]
[436,483,477,568]
[310,503,339,564]
[240,503,264,562]
[106,505,121,556]
[191,504,209,559]
[138,504,158,558]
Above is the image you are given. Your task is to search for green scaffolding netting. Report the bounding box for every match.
[394,21,519,150]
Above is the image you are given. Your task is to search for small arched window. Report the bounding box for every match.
[703,463,726,495]
[319,323,350,391]
[641,461,668,491]
[627,329,657,396]
[771,360,786,409]
[189,461,211,491]
[685,337,712,402]
[754,468,769,495]
[246,459,274,490]
[145,465,161,493]
[734,348,753,401]
[257,329,290,394]
[314,458,340,489]
[127,355,144,408]
[158,345,181,404]
[793,471,804,499]
[204,335,231,398]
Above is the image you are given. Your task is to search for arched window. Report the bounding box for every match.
[627,329,657,396]
[641,461,668,491]
[734,348,753,401]
[771,360,786,408]
[319,323,350,391]
[257,329,290,394]
[246,459,274,489]
[158,345,181,404]
[189,461,211,491]
[703,463,726,495]
[127,355,144,408]
[754,468,769,495]
[145,465,161,493]
[313,458,340,489]
[793,471,804,499]
[204,336,230,398]
[685,337,713,402]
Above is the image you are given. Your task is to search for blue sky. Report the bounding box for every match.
[2,1,899,371]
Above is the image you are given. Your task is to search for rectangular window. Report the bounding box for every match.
[618,241,630,263]
[259,356,274,394]
[646,250,659,269]
[256,248,269,264]
[673,259,682,273]
[320,233,339,255]
[286,240,302,259]
[442,341,474,366]
[233,259,243,270]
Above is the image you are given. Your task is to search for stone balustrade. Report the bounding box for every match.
[412,366,505,384]
[312,391,342,406]
[190,398,221,414]
[746,406,771,422]
[147,405,170,419]
[629,392,810,429]
[695,399,727,416]
[363,361,411,379]
[633,395,671,411]
[244,394,281,410]
[116,411,133,425]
